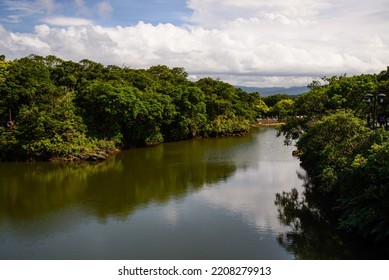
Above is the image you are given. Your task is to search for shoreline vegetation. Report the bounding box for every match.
[48,148,119,162]
[49,120,277,162]
[275,68,389,257]
[252,118,285,127]
[1,54,279,162]
[50,120,280,162]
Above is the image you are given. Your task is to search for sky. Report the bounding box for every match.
[0,0,389,87]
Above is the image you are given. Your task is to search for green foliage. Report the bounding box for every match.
[76,79,141,143]
[297,111,370,194]
[294,112,389,243]
[0,55,260,160]
[206,113,251,136]
[277,70,389,245]
[270,99,294,120]
[162,86,207,140]
[339,140,389,242]
[195,77,261,134]
[252,97,270,116]
[263,93,292,107]
[17,92,88,159]
[294,85,328,117]
[323,74,377,116]
[0,127,19,160]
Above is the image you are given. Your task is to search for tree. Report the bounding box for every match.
[0,58,12,125]
[297,111,370,193]
[271,99,294,120]
[263,94,292,107]
[16,91,93,159]
[0,56,55,111]
[251,95,269,118]
[338,137,389,243]
[164,86,206,139]
[1,55,261,160]
[147,65,188,86]
[50,59,81,91]
[76,79,141,144]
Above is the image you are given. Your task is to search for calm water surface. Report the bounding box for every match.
[0,127,305,259]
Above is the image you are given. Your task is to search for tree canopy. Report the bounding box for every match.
[277,69,389,251]
[0,54,266,161]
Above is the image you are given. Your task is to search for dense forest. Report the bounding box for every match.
[0,54,270,161]
[275,68,389,257]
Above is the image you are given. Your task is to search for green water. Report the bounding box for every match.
[0,127,305,259]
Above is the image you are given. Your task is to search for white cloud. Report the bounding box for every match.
[186,0,330,27]
[193,138,306,233]
[43,16,93,26]
[0,24,51,56]
[0,0,389,87]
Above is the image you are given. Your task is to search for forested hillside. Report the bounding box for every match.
[0,54,269,161]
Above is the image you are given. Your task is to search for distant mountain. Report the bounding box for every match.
[237,85,309,96]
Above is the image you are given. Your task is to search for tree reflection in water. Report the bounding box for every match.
[0,138,239,223]
[274,172,386,259]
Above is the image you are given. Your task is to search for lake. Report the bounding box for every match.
[0,127,306,259]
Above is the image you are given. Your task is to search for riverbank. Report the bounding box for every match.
[48,125,263,162]
[48,148,119,162]
[252,118,285,127]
